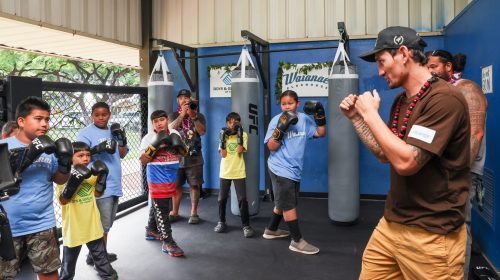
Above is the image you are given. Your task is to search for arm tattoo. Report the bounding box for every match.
[457,80,487,162]
[409,144,433,167]
[169,113,184,130]
[352,119,386,160]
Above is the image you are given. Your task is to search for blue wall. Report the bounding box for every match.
[444,0,500,269]
[161,36,444,195]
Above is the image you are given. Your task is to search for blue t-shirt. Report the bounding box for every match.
[77,124,123,199]
[0,136,58,237]
[264,112,316,181]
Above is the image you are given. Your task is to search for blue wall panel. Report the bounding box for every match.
[161,36,444,196]
[444,0,500,269]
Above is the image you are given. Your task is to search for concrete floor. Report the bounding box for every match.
[15,194,497,280]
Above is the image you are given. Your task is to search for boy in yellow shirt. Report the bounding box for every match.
[215,112,255,238]
[57,142,117,280]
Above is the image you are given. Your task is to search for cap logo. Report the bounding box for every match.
[393,35,404,45]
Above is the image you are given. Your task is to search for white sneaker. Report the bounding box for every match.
[289,239,319,255]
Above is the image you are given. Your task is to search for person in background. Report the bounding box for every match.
[426,49,487,279]
[1,121,19,139]
[263,90,326,255]
[77,102,128,266]
[168,89,206,224]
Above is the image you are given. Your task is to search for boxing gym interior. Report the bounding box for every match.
[0,0,499,279]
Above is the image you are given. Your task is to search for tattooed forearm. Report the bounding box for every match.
[353,118,386,161]
[169,113,184,130]
[409,144,433,167]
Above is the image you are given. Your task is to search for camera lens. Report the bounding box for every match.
[189,101,197,110]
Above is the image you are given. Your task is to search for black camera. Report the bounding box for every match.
[189,101,198,110]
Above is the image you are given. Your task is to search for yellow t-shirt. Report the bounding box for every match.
[56,176,104,248]
[219,132,248,179]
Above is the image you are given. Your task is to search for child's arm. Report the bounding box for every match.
[220,148,227,158]
[59,195,70,205]
[304,101,327,138]
[53,171,71,185]
[313,125,326,138]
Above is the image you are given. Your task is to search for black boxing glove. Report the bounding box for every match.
[219,128,228,150]
[110,123,127,147]
[304,100,326,126]
[55,138,74,174]
[91,139,117,155]
[169,133,188,156]
[17,135,56,174]
[91,160,109,194]
[272,111,298,143]
[0,206,16,260]
[62,164,91,200]
[145,131,172,159]
[234,122,244,146]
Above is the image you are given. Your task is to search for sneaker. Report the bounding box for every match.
[214,222,227,233]
[145,228,162,241]
[243,226,255,238]
[188,214,200,224]
[289,239,319,255]
[162,241,184,257]
[262,228,290,239]
[169,214,180,222]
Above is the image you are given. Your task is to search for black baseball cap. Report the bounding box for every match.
[177,89,191,98]
[360,26,427,62]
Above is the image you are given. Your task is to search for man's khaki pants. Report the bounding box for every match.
[360,217,466,280]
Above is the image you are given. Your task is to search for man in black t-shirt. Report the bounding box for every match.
[168,89,206,224]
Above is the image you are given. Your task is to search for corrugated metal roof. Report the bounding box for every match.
[0,16,140,68]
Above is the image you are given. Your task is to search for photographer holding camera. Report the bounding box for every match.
[168,89,206,224]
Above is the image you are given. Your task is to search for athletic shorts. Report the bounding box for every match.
[268,169,300,211]
[177,164,204,187]
[96,196,119,233]
[0,227,61,279]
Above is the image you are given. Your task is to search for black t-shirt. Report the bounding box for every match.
[168,112,206,167]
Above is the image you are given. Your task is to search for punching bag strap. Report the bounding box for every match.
[329,42,358,79]
[148,55,173,86]
[236,47,256,79]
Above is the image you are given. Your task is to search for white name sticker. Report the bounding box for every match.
[408,125,436,144]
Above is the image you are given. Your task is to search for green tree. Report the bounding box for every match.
[0,50,140,125]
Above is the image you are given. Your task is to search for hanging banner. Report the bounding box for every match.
[281,63,329,97]
[210,68,233,98]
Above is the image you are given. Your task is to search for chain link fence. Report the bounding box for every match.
[42,89,147,227]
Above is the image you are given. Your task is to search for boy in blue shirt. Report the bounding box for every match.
[0,96,73,280]
[263,90,326,255]
[77,102,128,265]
